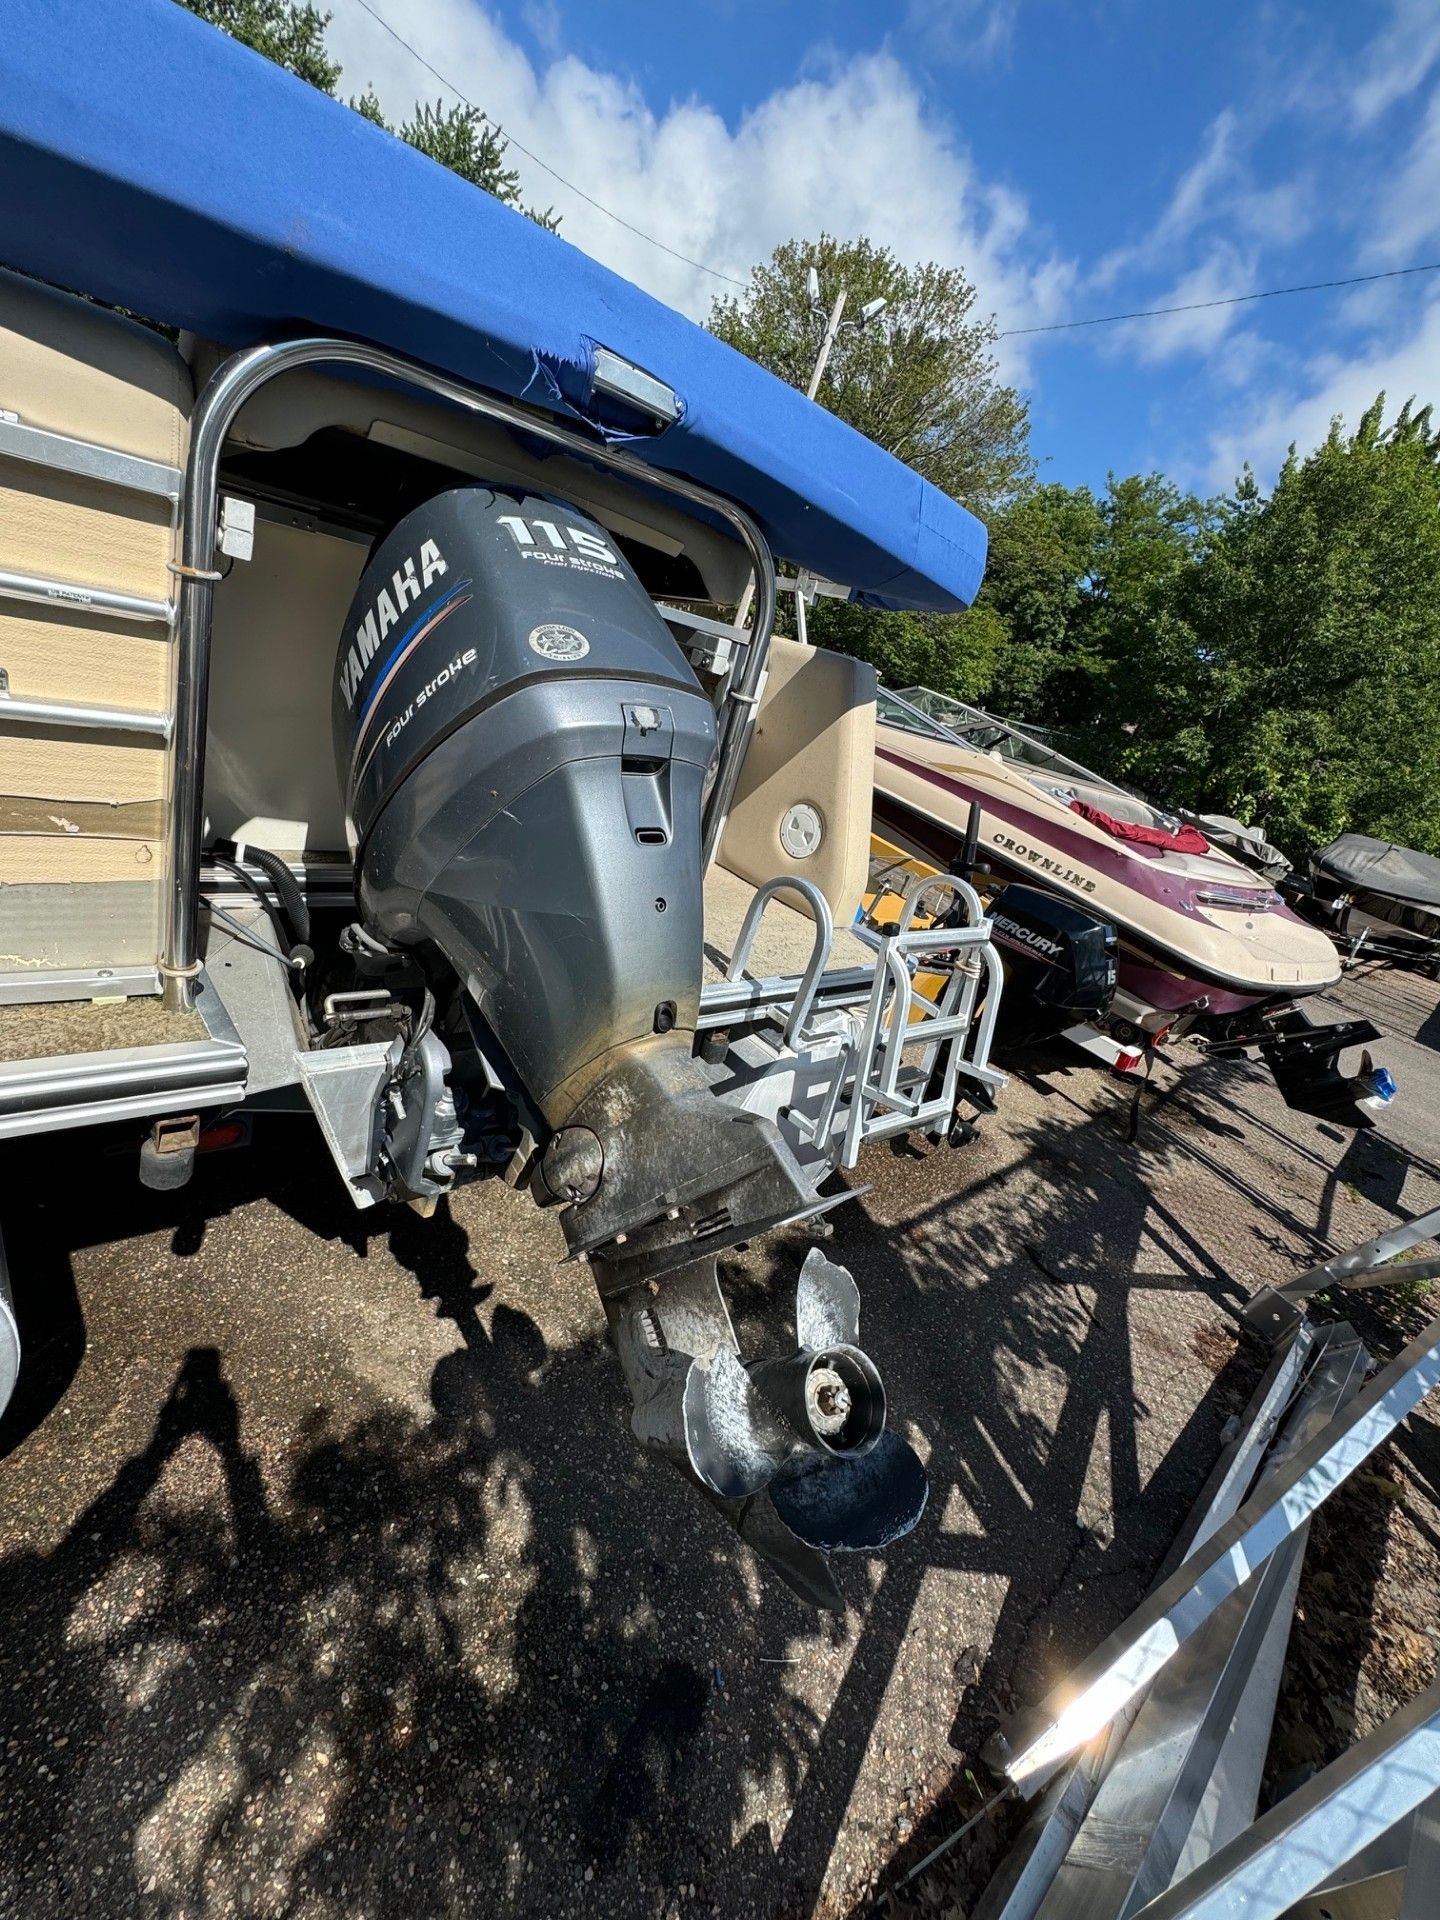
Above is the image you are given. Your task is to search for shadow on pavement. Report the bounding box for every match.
[0,1028,1387,1916]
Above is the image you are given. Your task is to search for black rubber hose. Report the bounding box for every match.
[397,984,436,1083]
[209,853,296,961]
[215,839,311,948]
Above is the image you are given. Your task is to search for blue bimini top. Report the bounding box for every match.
[0,0,988,611]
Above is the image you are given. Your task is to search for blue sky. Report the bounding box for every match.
[326,0,1440,502]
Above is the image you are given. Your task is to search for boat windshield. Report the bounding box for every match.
[878,686,1131,797]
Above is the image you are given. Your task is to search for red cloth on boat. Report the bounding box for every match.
[1069,798,1210,854]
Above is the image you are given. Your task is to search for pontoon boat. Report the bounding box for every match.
[0,0,1014,1607]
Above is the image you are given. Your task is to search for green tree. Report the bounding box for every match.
[807,598,1007,705]
[175,1,555,226]
[710,234,1032,515]
[1115,396,1440,854]
[973,482,1104,721]
[178,0,340,91]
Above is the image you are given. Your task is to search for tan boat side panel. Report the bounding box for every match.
[0,996,204,1064]
[0,605,170,710]
[0,836,160,885]
[719,637,877,923]
[1,733,166,807]
[0,461,175,600]
[0,267,191,467]
[0,278,187,977]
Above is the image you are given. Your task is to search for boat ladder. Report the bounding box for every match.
[722,873,1007,1171]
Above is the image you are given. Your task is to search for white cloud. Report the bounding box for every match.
[904,0,1020,68]
[324,0,1069,375]
[1155,111,1240,246]
[519,0,562,59]
[1079,105,1303,369]
[1349,0,1440,126]
[1104,246,1259,367]
[1204,285,1440,488]
[1361,79,1440,260]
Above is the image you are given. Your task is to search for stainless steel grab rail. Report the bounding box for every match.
[164,337,778,1008]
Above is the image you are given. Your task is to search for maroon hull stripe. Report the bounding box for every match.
[872,782,1323,1010]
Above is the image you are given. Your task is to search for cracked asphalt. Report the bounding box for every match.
[0,961,1437,1919]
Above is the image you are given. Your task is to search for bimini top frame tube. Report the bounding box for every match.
[164,336,777,1011]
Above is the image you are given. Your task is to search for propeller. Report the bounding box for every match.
[608,1246,930,1608]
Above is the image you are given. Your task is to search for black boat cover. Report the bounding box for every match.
[1312,834,1440,911]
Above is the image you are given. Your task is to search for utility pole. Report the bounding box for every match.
[731,267,886,636]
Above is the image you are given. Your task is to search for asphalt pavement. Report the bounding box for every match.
[1,959,1436,1918]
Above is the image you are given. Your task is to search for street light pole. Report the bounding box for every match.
[806,288,848,400]
[731,272,885,636]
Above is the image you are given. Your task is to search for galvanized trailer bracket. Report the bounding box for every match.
[976,1328,1321,1920]
[986,1313,1440,1789]
[1136,1680,1440,1920]
[1028,1330,1371,1920]
[1244,1204,1440,1342]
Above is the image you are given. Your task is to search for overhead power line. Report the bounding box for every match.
[997,261,1440,338]
[343,3,1440,336]
[347,0,749,287]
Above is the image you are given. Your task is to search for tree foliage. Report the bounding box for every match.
[178,0,340,91]
[817,396,1440,857]
[1106,396,1440,854]
[175,0,555,226]
[710,235,1032,516]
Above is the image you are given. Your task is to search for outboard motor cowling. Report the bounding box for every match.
[986,883,1117,1044]
[333,486,811,1272]
[330,484,927,1610]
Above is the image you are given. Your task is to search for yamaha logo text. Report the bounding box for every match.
[338,539,449,710]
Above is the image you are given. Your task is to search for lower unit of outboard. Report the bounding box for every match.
[329,484,926,1606]
[1202,1002,1396,1127]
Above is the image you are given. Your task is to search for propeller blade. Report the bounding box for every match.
[795,1246,862,1351]
[683,1344,794,1499]
[769,1429,929,1554]
[736,1496,846,1613]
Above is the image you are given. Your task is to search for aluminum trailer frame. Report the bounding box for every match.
[973,1216,1440,1920]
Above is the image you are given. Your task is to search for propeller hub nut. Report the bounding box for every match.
[808,1366,852,1434]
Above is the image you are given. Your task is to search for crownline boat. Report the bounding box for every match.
[871,687,1395,1124]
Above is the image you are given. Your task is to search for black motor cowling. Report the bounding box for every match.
[985,883,1117,1044]
[332,485,811,1272]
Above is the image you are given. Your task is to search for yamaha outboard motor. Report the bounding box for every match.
[332,486,926,1608]
[334,486,812,1272]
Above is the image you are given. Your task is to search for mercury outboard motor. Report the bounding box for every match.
[986,884,1117,1045]
[332,486,926,1608]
